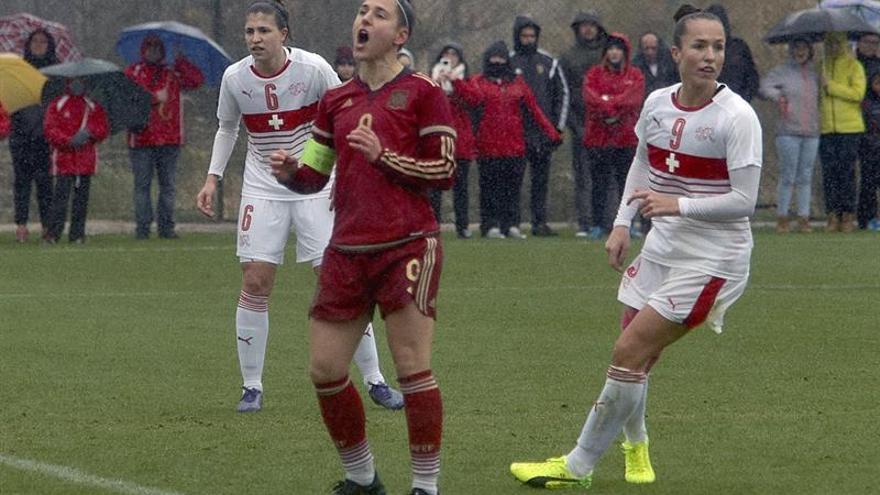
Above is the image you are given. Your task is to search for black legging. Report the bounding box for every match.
[819,133,860,215]
[858,138,880,228]
[9,136,52,228]
[587,146,635,230]
[526,146,553,228]
[429,159,472,231]
[478,157,526,234]
[45,175,92,242]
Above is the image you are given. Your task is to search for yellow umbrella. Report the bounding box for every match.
[0,52,46,113]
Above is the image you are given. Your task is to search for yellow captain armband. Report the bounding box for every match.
[301,139,336,176]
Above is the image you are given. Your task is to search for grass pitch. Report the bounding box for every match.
[1,230,878,494]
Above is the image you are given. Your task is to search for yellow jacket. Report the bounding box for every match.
[821,54,866,134]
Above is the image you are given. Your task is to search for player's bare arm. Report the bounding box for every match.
[196,175,219,217]
[628,189,681,218]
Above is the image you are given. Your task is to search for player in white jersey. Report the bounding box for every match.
[511,5,762,489]
[195,0,402,413]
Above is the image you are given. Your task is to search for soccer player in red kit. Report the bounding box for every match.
[270,1,454,494]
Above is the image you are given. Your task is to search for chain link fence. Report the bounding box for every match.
[0,0,819,226]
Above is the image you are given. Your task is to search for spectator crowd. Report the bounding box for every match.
[3,3,880,244]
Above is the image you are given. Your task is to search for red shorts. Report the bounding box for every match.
[310,236,444,321]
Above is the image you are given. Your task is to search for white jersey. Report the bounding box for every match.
[636,83,762,280]
[217,47,339,201]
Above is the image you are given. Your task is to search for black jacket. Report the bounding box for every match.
[509,15,569,149]
[632,33,679,97]
[559,11,607,137]
[706,4,760,102]
[11,29,59,144]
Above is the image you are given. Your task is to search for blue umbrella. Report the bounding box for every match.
[115,21,231,86]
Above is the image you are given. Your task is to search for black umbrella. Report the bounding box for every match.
[40,58,151,134]
[764,7,880,44]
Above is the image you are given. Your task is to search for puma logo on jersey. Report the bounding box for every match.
[651,116,662,128]
[238,336,254,345]
[241,89,254,99]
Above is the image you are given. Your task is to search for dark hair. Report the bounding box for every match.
[248,0,290,33]
[23,28,59,69]
[672,4,723,48]
[395,0,415,36]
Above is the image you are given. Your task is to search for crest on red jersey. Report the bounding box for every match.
[388,90,410,110]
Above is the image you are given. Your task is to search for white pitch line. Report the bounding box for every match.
[0,453,185,495]
[0,284,877,301]
[0,245,230,254]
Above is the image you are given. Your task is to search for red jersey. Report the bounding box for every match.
[311,70,457,248]
[0,104,10,139]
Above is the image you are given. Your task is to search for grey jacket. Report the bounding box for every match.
[760,60,820,137]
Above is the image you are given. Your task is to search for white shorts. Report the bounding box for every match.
[617,255,749,333]
[236,196,333,266]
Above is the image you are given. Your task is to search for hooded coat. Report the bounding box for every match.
[432,42,476,160]
[863,73,880,139]
[43,89,110,176]
[705,4,760,102]
[124,35,204,148]
[509,15,569,149]
[821,32,867,134]
[632,32,679,97]
[759,43,820,137]
[582,33,645,148]
[11,29,60,143]
[453,41,561,158]
[559,11,608,137]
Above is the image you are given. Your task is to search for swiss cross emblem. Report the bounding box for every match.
[268,114,284,130]
[666,152,680,173]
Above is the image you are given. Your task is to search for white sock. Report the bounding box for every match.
[565,366,647,477]
[236,291,269,390]
[342,440,376,486]
[623,375,649,444]
[352,323,385,386]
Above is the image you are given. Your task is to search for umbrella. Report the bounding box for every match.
[0,53,47,113]
[0,13,82,62]
[821,0,880,30]
[41,58,152,134]
[116,21,231,86]
[764,7,880,44]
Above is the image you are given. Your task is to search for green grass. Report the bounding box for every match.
[1,230,878,495]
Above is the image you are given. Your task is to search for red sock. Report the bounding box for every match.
[315,376,373,483]
[399,370,442,493]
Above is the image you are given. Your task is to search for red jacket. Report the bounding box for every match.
[449,95,477,160]
[44,95,110,176]
[453,75,561,159]
[0,104,10,139]
[582,32,645,149]
[125,57,203,148]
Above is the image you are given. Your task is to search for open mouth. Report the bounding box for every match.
[356,29,369,45]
